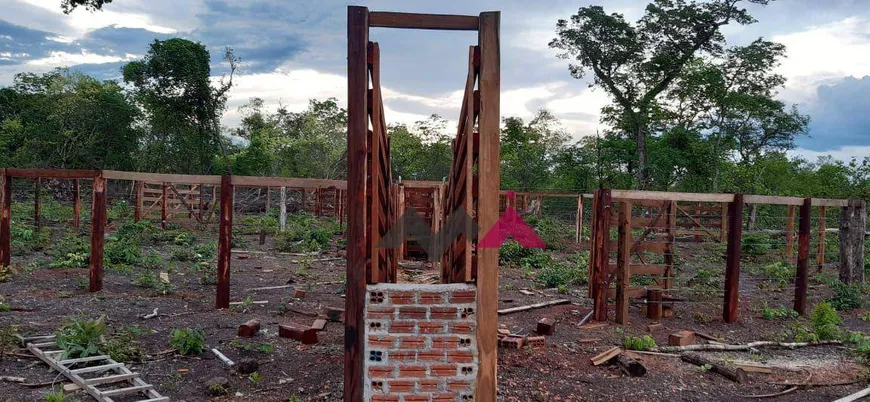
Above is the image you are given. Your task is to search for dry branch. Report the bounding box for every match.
[497,299,570,315]
[834,387,870,402]
[681,352,748,383]
[654,340,841,353]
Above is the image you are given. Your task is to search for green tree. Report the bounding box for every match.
[389,115,452,182]
[501,110,569,190]
[550,0,772,188]
[61,0,112,13]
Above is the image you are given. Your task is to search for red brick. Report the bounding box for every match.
[449,290,476,303]
[417,350,445,362]
[499,337,523,349]
[368,335,396,348]
[430,364,458,377]
[537,317,555,335]
[278,322,318,344]
[311,318,327,331]
[389,291,416,304]
[418,322,445,334]
[237,319,260,338]
[447,379,473,392]
[399,336,427,349]
[429,307,458,320]
[433,393,459,402]
[292,288,306,298]
[418,379,441,392]
[419,292,444,304]
[669,330,695,346]
[368,307,396,319]
[368,365,395,379]
[323,306,345,322]
[389,350,416,362]
[527,335,546,348]
[447,350,474,364]
[431,336,459,349]
[398,365,427,378]
[398,306,427,319]
[389,321,416,334]
[387,379,415,393]
[403,395,429,402]
[450,323,475,334]
[371,395,400,402]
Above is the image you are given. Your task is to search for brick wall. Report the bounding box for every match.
[364,283,478,401]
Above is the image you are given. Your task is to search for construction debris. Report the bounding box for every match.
[536,318,555,335]
[668,330,695,346]
[212,348,235,367]
[616,354,646,377]
[279,322,318,344]
[681,352,747,383]
[497,299,570,315]
[655,340,842,353]
[311,318,327,331]
[591,347,622,366]
[238,319,261,338]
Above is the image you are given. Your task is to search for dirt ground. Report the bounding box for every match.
[0,228,867,402]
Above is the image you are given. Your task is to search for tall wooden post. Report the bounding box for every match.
[795,198,812,316]
[397,185,406,260]
[647,289,662,320]
[345,7,369,401]
[839,200,867,284]
[785,205,795,262]
[338,189,345,232]
[133,181,142,222]
[34,178,41,231]
[719,202,728,243]
[89,172,106,292]
[279,186,287,232]
[723,194,744,323]
[161,183,168,230]
[0,172,10,267]
[216,175,233,309]
[663,200,676,290]
[615,201,631,324]
[817,206,826,272]
[197,185,204,222]
[592,188,612,322]
[575,195,583,243]
[72,178,80,228]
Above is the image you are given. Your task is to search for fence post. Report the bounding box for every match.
[89,172,106,292]
[34,177,41,231]
[719,201,728,243]
[279,186,287,232]
[133,181,142,222]
[795,198,812,315]
[265,186,271,214]
[216,175,233,309]
[592,188,612,322]
[161,183,168,230]
[723,194,744,323]
[647,289,662,320]
[785,205,795,262]
[575,195,583,243]
[0,172,10,267]
[615,200,631,324]
[817,206,826,272]
[72,179,80,228]
[839,200,867,284]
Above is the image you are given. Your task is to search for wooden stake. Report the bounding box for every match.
[279,186,287,232]
[723,194,744,323]
[839,200,867,284]
[615,201,631,325]
[72,179,80,228]
[89,172,106,292]
[0,172,10,267]
[817,205,826,272]
[575,195,583,243]
[592,188,612,322]
[647,289,662,320]
[216,175,233,309]
[161,183,168,230]
[795,198,811,316]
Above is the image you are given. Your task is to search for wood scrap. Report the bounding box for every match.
[0,376,25,383]
[211,348,235,367]
[579,322,606,330]
[681,352,747,383]
[833,387,870,402]
[616,354,647,377]
[591,347,621,366]
[139,308,160,319]
[695,331,724,343]
[654,340,842,353]
[288,257,343,264]
[735,363,772,374]
[577,310,594,327]
[632,350,680,358]
[229,300,268,305]
[497,299,570,315]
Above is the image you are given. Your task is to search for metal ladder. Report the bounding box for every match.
[19,334,169,402]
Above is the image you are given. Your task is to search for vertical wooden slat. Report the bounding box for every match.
[198,184,204,222]
[216,175,233,309]
[475,11,499,402]
[817,206,826,272]
[368,41,382,283]
[89,172,106,292]
[723,194,744,323]
[840,200,867,284]
[133,181,142,222]
[279,186,287,232]
[694,202,702,242]
[719,201,727,242]
[647,289,662,320]
[664,201,676,290]
[0,172,10,267]
[345,6,368,402]
[397,185,406,261]
[615,201,631,324]
[588,192,598,295]
[161,183,168,230]
[575,195,583,243]
[785,205,795,262]
[592,188,611,322]
[34,178,41,231]
[72,179,80,228]
[795,198,811,316]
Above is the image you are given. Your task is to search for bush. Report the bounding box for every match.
[55,317,105,360]
[532,217,573,251]
[499,241,535,265]
[624,335,657,351]
[742,233,772,258]
[11,222,51,255]
[762,262,793,288]
[761,304,797,320]
[104,236,141,265]
[103,326,142,362]
[809,302,842,340]
[170,328,205,355]
[107,202,134,221]
[49,232,90,268]
[170,246,197,262]
[274,214,337,253]
[132,273,172,295]
[115,220,154,241]
[194,242,218,260]
[827,281,863,311]
[537,260,587,288]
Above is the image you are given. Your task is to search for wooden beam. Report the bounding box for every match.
[612,189,733,203]
[72,179,80,228]
[817,206,826,272]
[795,198,812,316]
[345,6,368,402]
[0,172,10,267]
[475,11,499,402]
[616,201,631,324]
[369,11,478,30]
[230,175,347,189]
[723,195,744,323]
[216,175,233,309]
[840,200,867,284]
[102,170,221,185]
[89,172,106,292]
[4,168,97,179]
[592,188,612,322]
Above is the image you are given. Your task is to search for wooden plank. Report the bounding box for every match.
[616,201,631,324]
[676,204,720,240]
[664,201,676,290]
[795,198,811,316]
[723,195,743,323]
[102,170,221,185]
[216,175,233,309]
[83,373,139,385]
[497,299,570,315]
[4,168,98,179]
[475,11,499,402]
[592,189,611,322]
[629,264,668,276]
[402,180,443,188]
[744,194,804,206]
[0,173,8,267]
[817,206,826,272]
[89,173,106,292]
[70,363,125,374]
[98,384,153,397]
[812,198,848,207]
[59,355,110,365]
[230,175,346,189]
[369,41,383,283]
[591,347,621,366]
[345,7,368,402]
[785,205,795,262]
[611,189,733,203]
[161,184,167,230]
[605,287,651,299]
[575,195,583,243]
[369,11,478,30]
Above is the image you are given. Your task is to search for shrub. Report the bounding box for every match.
[532,217,572,251]
[499,240,535,265]
[537,260,587,288]
[761,304,797,320]
[103,326,142,362]
[11,222,51,255]
[194,242,218,260]
[55,317,105,360]
[170,328,205,355]
[107,202,134,221]
[809,302,842,340]
[194,262,217,285]
[104,236,141,265]
[132,273,172,295]
[761,262,792,287]
[624,335,657,351]
[115,220,154,241]
[170,246,197,262]
[828,281,863,311]
[50,232,90,258]
[274,215,337,253]
[742,233,772,258]
[172,231,196,246]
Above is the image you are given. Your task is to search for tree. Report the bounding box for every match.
[501,110,569,190]
[550,0,772,188]
[61,0,112,14]
[389,115,452,182]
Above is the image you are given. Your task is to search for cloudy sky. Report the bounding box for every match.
[1,0,868,161]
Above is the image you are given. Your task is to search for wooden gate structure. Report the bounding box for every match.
[346,6,500,401]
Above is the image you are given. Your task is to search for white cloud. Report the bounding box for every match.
[10,0,187,38]
[26,50,137,67]
[775,17,870,104]
[789,145,870,163]
[46,35,75,44]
